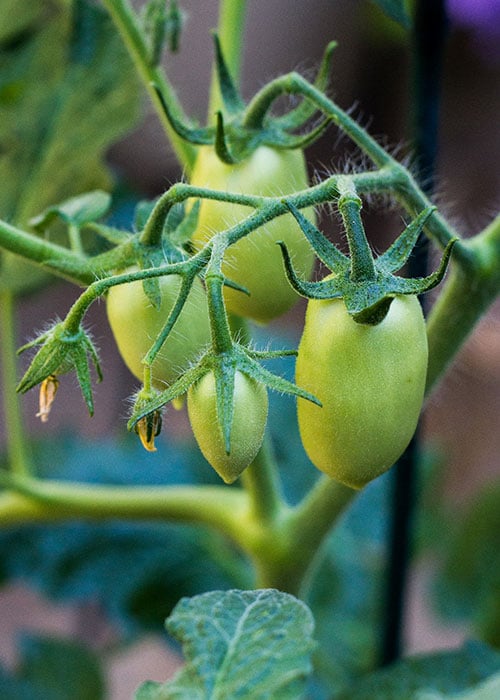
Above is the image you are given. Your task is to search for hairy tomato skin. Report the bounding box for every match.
[106,272,211,388]
[187,370,268,483]
[296,295,428,489]
[190,145,315,323]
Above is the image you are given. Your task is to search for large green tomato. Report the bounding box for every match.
[190,145,315,323]
[187,370,268,483]
[296,295,428,489]
[106,271,211,388]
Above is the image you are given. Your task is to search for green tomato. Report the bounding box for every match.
[296,295,428,489]
[106,271,211,388]
[187,370,268,483]
[190,145,315,323]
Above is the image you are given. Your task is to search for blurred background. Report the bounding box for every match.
[1,0,499,697]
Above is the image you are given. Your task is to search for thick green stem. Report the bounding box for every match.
[208,0,247,121]
[0,293,32,476]
[101,0,196,174]
[426,235,500,393]
[0,218,136,285]
[426,214,500,392]
[248,476,356,595]
[240,434,283,524]
[0,475,245,532]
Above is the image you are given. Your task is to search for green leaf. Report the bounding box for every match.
[334,641,500,699]
[0,635,105,700]
[0,0,140,293]
[137,589,316,699]
[30,191,112,232]
[368,0,412,29]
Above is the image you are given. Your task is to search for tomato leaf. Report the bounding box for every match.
[0,0,140,293]
[0,635,105,700]
[135,589,315,699]
[334,641,500,699]
[30,191,112,232]
[368,0,412,29]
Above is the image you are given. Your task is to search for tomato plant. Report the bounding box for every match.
[190,145,315,323]
[106,270,211,387]
[187,369,268,483]
[1,1,499,698]
[296,294,428,489]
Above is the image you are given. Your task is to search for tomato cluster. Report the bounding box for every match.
[107,144,429,490]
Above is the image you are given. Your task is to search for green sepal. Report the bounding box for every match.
[152,83,214,144]
[165,0,184,53]
[376,207,436,273]
[128,343,320,434]
[221,275,250,296]
[264,116,332,151]
[136,253,166,311]
[141,272,199,367]
[135,239,187,311]
[214,357,237,455]
[141,0,169,65]
[238,351,322,407]
[142,0,184,63]
[285,201,349,270]
[278,240,344,299]
[212,33,245,116]
[17,323,102,416]
[214,112,240,164]
[29,190,112,232]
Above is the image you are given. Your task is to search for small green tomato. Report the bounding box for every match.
[296,294,428,489]
[187,370,268,483]
[190,145,315,323]
[106,271,211,388]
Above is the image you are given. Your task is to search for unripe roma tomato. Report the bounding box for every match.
[190,145,315,323]
[106,271,211,388]
[296,295,428,489]
[187,370,268,483]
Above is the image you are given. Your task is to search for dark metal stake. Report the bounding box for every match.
[380,0,449,666]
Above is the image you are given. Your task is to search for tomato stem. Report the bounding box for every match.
[0,293,33,476]
[101,0,197,174]
[337,186,376,283]
[240,434,283,524]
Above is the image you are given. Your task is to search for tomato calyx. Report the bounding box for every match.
[16,322,102,417]
[278,184,457,325]
[127,343,320,455]
[152,36,336,164]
